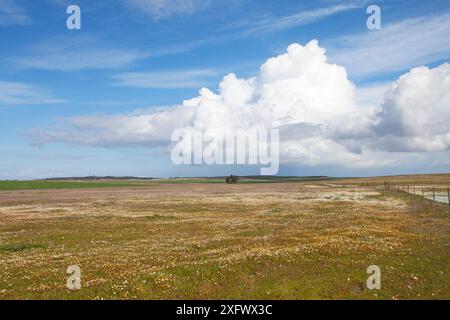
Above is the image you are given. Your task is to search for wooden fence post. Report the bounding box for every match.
[447,187,450,207]
[432,187,435,202]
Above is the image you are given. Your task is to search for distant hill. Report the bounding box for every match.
[43,175,333,182]
[43,176,155,181]
[241,175,329,180]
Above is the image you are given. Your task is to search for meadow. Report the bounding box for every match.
[0,175,448,299]
[0,176,332,190]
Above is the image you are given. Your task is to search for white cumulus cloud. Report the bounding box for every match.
[28,40,450,170]
[372,63,450,152]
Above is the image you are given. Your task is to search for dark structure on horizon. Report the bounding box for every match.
[225,175,239,184]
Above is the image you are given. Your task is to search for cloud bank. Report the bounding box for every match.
[29,40,450,170]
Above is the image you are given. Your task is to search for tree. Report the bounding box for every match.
[226,175,239,184]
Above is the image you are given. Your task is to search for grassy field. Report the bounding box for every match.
[0,176,449,299]
[0,180,154,190]
[338,173,450,187]
[0,176,336,190]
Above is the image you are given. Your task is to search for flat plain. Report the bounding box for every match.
[0,176,449,299]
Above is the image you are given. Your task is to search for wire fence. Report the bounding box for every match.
[378,182,450,206]
[331,182,450,206]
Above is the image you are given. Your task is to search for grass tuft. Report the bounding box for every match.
[0,243,47,253]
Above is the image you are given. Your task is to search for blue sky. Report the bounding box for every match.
[1,0,450,179]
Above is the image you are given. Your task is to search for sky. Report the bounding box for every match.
[0,0,449,179]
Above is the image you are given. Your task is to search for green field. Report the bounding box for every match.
[0,180,154,190]
[0,176,337,190]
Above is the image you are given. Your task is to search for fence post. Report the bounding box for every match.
[413,186,415,196]
[448,187,450,207]
[432,187,435,202]
[422,186,424,197]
